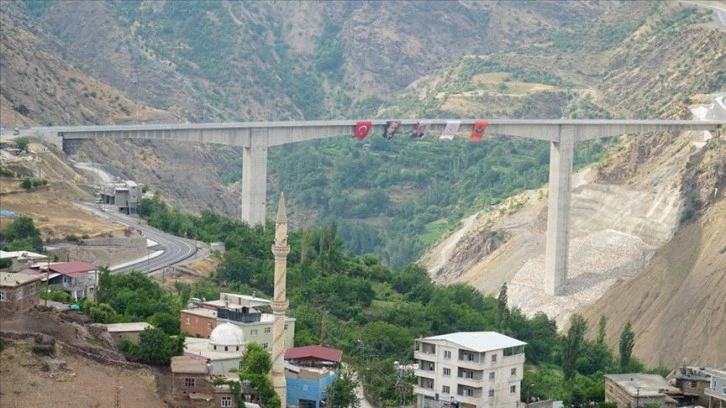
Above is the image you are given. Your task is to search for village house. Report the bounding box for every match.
[285,345,343,408]
[170,355,262,408]
[104,322,153,347]
[0,250,48,272]
[180,292,295,350]
[604,374,679,408]
[27,261,98,301]
[0,271,42,318]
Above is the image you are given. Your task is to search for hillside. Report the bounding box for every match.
[582,196,726,368]
[1,0,725,367]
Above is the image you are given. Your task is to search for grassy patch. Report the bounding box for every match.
[421,219,449,248]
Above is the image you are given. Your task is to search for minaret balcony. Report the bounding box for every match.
[271,245,291,257]
[271,300,289,311]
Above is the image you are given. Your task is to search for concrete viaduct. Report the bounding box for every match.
[26,118,723,295]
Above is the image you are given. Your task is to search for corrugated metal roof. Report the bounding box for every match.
[285,345,343,363]
[49,262,97,274]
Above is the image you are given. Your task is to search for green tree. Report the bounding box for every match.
[88,302,122,323]
[21,178,32,190]
[326,369,360,408]
[135,327,184,365]
[148,311,181,335]
[561,314,587,380]
[15,138,29,152]
[239,343,280,408]
[619,322,635,369]
[597,315,607,345]
[0,216,43,252]
[497,283,508,331]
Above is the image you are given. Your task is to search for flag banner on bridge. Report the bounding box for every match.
[353,120,372,139]
[409,120,430,139]
[383,120,401,139]
[469,120,489,142]
[439,120,460,141]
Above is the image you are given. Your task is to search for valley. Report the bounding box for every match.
[1,0,725,406]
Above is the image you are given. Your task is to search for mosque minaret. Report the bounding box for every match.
[271,193,290,406]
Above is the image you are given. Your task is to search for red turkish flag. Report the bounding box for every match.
[354,121,373,139]
[469,120,489,142]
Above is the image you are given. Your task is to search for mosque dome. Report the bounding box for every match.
[209,323,245,349]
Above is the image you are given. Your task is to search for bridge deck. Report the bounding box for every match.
[27,119,723,147]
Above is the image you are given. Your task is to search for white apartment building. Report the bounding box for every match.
[704,367,726,408]
[414,332,527,408]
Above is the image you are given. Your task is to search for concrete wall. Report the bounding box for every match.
[181,311,217,338]
[287,373,337,408]
[0,280,41,318]
[109,331,143,346]
[172,372,209,400]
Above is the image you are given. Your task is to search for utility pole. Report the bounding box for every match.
[320,309,328,346]
[635,387,640,408]
[115,367,122,408]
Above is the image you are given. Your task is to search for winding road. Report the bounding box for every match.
[76,202,200,274]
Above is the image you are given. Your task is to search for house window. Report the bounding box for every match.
[491,354,497,363]
[225,346,228,351]
[443,368,451,376]
[461,351,474,361]
[511,385,517,394]
[489,372,495,381]
[251,329,258,336]
[442,386,450,394]
[488,390,495,398]
[511,368,517,377]
[284,324,288,330]
[465,388,474,397]
[221,396,232,407]
[262,343,268,349]
[16,287,23,300]
[185,378,195,387]
[0,291,4,301]
[265,327,271,334]
[207,322,213,330]
[185,316,191,325]
[444,350,452,359]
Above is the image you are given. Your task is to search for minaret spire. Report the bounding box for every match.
[271,192,290,407]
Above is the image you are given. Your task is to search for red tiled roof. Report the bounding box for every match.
[284,345,343,363]
[49,261,97,274]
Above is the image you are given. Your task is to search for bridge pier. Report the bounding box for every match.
[544,125,575,296]
[241,130,269,226]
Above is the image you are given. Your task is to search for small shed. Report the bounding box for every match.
[105,322,153,346]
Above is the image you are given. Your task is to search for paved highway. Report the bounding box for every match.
[76,203,199,274]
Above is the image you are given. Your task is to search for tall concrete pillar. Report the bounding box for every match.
[271,193,290,406]
[544,125,575,295]
[241,130,269,225]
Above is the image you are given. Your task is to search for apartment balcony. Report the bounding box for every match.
[413,385,437,399]
[414,368,436,379]
[415,350,437,361]
[455,376,484,388]
[455,359,486,371]
[704,387,726,401]
[455,392,483,406]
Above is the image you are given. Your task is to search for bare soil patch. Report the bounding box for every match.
[0,340,166,408]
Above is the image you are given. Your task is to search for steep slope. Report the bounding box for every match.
[0,2,172,127]
[582,197,726,368]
